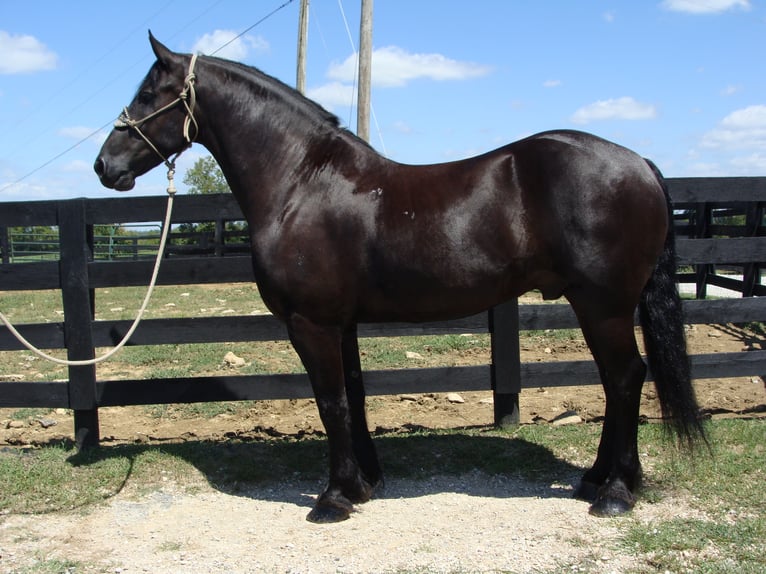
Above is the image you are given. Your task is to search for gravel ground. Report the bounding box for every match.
[0,469,696,574]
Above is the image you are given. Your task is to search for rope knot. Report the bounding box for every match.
[166,167,178,195]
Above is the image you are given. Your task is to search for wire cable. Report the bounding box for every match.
[210,0,297,57]
[1,0,297,195]
[335,0,386,154]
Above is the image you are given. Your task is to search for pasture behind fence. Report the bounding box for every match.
[1,177,765,447]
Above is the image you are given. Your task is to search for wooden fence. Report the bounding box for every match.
[1,177,765,448]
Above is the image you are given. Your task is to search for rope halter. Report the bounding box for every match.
[114,53,199,194]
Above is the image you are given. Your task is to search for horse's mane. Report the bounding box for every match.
[204,55,342,129]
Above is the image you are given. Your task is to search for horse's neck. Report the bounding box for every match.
[197,64,385,208]
[195,66,383,223]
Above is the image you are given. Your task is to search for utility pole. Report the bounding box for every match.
[357,0,373,142]
[296,0,310,94]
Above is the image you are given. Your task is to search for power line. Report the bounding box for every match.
[210,0,296,57]
[335,0,386,154]
[2,0,179,164]
[1,0,297,195]
[0,122,113,194]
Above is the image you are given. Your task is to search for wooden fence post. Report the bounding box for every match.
[743,201,764,297]
[489,299,521,427]
[58,199,99,449]
[694,202,711,299]
[0,226,8,264]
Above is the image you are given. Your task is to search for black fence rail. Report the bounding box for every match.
[1,178,765,447]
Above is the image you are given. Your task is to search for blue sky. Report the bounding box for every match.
[1,0,763,201]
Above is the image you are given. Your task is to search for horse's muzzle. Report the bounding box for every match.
[94,156,136,191]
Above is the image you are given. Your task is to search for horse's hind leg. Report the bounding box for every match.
[286,314,375,523]
[342,327,383,488]
[569,296,646,516]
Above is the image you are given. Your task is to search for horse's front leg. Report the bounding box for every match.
[342,326,383,488]
[287,313,375,523]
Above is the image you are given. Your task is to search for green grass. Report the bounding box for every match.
[619,419,766,574]
[8,557,82,574]
[359,333,490,369]
[0,444,132,513]
[623,518,766,573]
[0,283,265,324]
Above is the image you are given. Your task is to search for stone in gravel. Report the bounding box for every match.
[36,418,58,429]
[7,420,26,429]
[551,411,582,426]
[223,351,246,367]
[405,351,424,360]
[399,394,418,402]
[447,393,465,404]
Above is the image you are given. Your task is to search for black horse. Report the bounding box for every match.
[95,34,704,523]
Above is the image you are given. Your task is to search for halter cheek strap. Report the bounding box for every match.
[114,53,199,192]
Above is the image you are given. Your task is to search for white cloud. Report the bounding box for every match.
[58,126,106,144]
[700,105,766,149]
[392,120,413,134]
[603,10,617,22]
[543,79,562,88]
[659,0,750,14]
[721,84,743,96]
[306,81,355,111]
[0,31,58,74]
[61,160,92,173]
[570,97,657,124]
[192,30,269,61]
[729,153,766,172]
[328,46,491,88]
[686,161,725,176]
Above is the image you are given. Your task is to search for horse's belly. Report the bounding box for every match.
[356,261,549,323]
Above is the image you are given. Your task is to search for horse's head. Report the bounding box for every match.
[94,33,198,191]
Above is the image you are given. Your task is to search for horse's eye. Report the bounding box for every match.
[138,91,154,105]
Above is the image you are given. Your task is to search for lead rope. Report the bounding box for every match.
[0,174,176,366]
[0,55,199,367]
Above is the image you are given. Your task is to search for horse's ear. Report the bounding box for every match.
[148,31,178,68]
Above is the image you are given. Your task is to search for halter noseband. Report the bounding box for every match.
[114,53,199,191]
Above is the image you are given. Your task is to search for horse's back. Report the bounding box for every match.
[354,130,668,320]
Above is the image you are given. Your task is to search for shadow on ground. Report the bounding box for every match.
[63,426,586,508]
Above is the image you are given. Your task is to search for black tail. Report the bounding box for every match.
[639,160,706,448]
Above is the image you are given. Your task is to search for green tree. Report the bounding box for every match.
[179,156,246,250]
[182,156,229,194]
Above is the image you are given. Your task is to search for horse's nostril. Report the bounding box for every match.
[94,157,106,177]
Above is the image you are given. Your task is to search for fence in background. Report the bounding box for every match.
[1,177,764,447]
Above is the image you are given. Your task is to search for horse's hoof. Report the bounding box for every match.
[306,498,353,523]
[589,496,634,517]
[588,480,636,517]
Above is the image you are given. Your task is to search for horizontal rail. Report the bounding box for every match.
[3,298,766,352]
[3,350,764,409]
